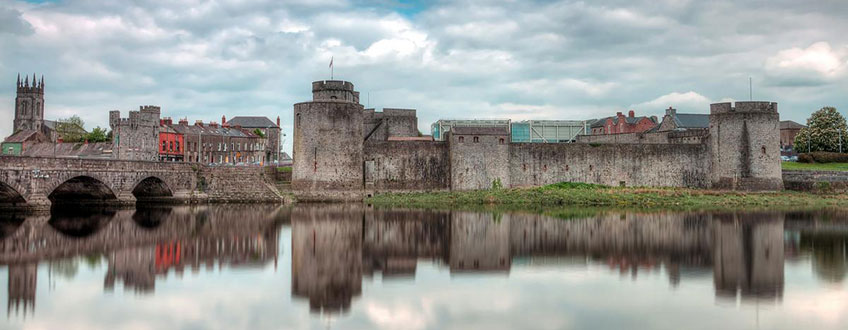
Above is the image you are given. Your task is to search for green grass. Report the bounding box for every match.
[366,182,848,212]
[276,166,292,173]
[782,161,848,171]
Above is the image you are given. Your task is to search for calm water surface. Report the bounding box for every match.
[0,204,846,330]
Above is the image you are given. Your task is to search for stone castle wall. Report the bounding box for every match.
[363,141,450,192]
[710,102,782,190]
[109,106,160,162]
[507,143,711,189]
[292,100,364,201]
[293,79,783,200]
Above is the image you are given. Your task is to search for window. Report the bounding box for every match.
[218,143,222,151]
[162,141,167,151]
[169,141,174,151]
[458,136,465,143]
[473,136,479,143]
[176,141,180,152]
[499,138,505,144]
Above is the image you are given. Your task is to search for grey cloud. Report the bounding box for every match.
[1,0,848,147]
[0,7,33,35]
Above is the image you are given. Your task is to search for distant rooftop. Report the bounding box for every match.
[226,116,278,128]
[451,126,510,135]
[780,120,805,130]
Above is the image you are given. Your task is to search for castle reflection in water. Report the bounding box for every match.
[1,204,847,317]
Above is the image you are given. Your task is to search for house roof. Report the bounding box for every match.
[451,126,510,135]
[171,124,259,138]
[780,120,806,130]
[673,113,709,129]
[3,130,47,143]
[226,116,278,128]
[590,117,612,128]
[590,115,658,128]
[21,142,112,158]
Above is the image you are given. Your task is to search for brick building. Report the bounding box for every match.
[656,107,709,132]
[224,116,282,164]
[590,110,658,135]
[779,120,805,152]
[171,119,267,165]
[158,118,184,162]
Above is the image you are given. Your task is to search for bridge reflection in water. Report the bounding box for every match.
[0,205,847,318]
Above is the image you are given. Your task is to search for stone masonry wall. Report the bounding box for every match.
[363,141,450,192]
[710,102,782,190]
[509,143,711,188]
[449,133,511,191]
[197,166,284,203]
[292,100,364,201]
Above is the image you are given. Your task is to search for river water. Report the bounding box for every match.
[0,204,846,330]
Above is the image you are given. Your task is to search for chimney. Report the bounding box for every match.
[665,107,676,116]
[616,112,623,117]
[222,115,226,125]
[160,119,165,126]
[276,116,280,127]
[628,110,635,118]
[195,120,204,127]
[179,118,188,125]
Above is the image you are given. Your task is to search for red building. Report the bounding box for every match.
[590,110,658,135]
[159,118,184,162]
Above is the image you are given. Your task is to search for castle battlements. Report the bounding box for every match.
[710,101,778,115]
[311,80,360,103]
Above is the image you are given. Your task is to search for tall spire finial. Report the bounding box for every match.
[17,73,20,87]
[32,73,36,87]
[40,75,43,89]
[24,75,28,87]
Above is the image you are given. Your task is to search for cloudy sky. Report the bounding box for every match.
[1,0,847,153]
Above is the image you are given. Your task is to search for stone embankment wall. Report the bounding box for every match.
[197,166,284,203]
[782,170,848,192]
[364,141,450,192]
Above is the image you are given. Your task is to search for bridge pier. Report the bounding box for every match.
[26,193,51,211]
[116,192,137,206]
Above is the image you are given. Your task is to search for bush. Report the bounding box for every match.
[798,152,848,163]
[276,166,292,173]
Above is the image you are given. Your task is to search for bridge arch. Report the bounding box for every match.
[48,175,118,205]
[0,180,26,207]
[132,176,174,202]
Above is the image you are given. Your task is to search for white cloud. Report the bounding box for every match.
[632,91,713,113]
[764,42,848,86]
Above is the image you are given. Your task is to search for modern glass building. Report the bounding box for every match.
[431,119,511,141]
[511,120,593,143]
[431,119,593,143]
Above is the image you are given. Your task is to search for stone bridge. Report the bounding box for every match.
[0,156,284,209]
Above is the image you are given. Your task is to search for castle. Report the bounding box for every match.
[293,80,783,201]
[109,106,161,161]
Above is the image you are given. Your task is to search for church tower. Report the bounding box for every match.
[13,73,45,133]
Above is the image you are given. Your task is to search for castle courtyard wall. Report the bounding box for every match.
[508,143,711,188]
[363,141,450,192]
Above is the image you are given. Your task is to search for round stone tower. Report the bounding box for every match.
[292,80,364,201]
[709,101,783,191]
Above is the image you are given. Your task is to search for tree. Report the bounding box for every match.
[56,115,87,142]
[794,107,848,153]
[253,128,265,138]
[86,126,109,142]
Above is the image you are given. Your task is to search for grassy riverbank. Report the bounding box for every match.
[782,161,848,171]
[366,182,848,211]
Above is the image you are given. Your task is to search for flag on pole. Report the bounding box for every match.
[329,56,333,68]
[329,56,334,79]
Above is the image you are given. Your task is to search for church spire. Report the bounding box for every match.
[17,73,20,87]
[24,75,28,87]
